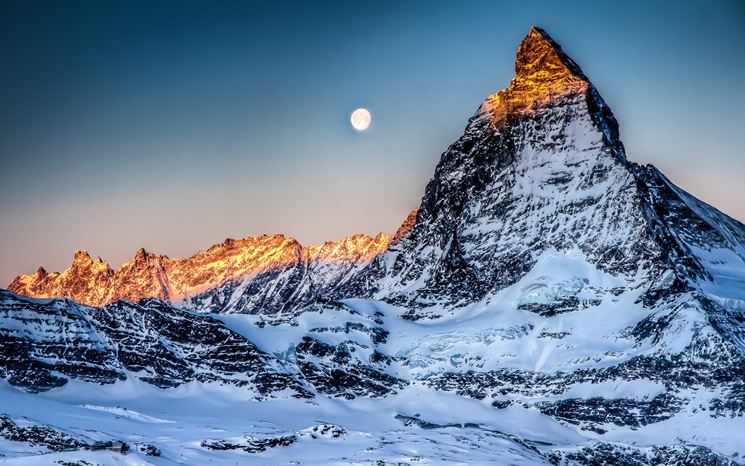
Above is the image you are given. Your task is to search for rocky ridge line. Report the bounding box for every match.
[8,212,417,310]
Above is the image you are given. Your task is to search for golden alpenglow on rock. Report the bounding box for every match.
[483,27,589,127]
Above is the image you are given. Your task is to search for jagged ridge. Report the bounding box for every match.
[8,215,416,313]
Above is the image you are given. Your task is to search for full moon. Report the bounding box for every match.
[350,108,371,131]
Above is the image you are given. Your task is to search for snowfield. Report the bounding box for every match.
[1,285,744,464]
[2,375,743,465]
[0,378,566,465]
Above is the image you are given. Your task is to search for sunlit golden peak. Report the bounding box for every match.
[482,27,589,127]
[72,249,93,263]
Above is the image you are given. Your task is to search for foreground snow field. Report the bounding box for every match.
[1,291,744,465]
[1,367,742,465]
[0,378,558,465]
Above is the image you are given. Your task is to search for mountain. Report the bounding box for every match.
[7,227,412,313]
[351,27,745,313]
[1,27,744,465]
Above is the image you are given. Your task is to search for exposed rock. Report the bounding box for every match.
[299,424,347,439]
[134,443,161,456]
[201,434,297,453]
[0,290,310,396]
[0,415,86,452]
[548,443,743,466]
[8,232,396,314]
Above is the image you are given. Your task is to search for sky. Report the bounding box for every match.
[1,0,744,284]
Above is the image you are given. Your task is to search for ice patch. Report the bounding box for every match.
[560,379,666,401]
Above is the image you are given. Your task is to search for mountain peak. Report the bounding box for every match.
[515,27,586,82]
[482,27,590,127]
[391,209,418,244]
[72,250,93,265]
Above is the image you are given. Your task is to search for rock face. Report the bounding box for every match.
[0,289,406,399]
[2,27,745,465]
[7,229,409,313]
[182,232,398,314]
[0,289,309,395]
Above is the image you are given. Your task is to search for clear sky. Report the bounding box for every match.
[1,0,744,284]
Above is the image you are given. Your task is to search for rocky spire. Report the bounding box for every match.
[481,26,626,162]
[72,250,94,266]
[391,209,418,244]
[134,247,148,262]
[514,27,588,84]
[483,27,588,127]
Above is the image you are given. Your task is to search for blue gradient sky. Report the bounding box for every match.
[1,0,744,284]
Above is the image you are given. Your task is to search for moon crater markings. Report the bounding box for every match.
[351,108,371,131]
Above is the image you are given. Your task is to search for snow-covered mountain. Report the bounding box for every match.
[350,28,745,313]
[1,27,744,465]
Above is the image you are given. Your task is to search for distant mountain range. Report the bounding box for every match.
[8,211,415,313]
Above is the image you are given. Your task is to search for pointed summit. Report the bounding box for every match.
[482,27,590,127]
[134,247,149,262]
[72,250,93,266]
[479,27,626,162]
[514,27,588,82]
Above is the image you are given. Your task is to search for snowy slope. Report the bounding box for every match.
[1,292,743,464]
